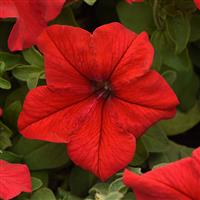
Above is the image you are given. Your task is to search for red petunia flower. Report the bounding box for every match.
[194,0,200,9]
[0,0,66,51]
[0,160,32,200]
[18,23,178,181]
[123,147,200,200]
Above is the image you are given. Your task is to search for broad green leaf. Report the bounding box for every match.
[69,167,96,197]
[3,100,22,130]
[22,47,44,67]
[117,1,155,34]
[130,139,148,166]
[0,121,13,150]
[141,126,170,153]
[166,13,191,53]
[12,65,43,81]
[0,77,11,89]
[27,75,40,89]
[158,102,200,136]
[0,51,25,70]
[190,14,200,42]
[12,137,70,170]
[0,61,5,75]
[30,188,56,200]
[148,141,194,168]
[31,177,43,191]
[0,150,22,162]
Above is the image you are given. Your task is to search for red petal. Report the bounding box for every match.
[194,0,200,9]
[18,86,96,143]
[37,25,92,91]
[0,160,31,200]
[90,22,137,80]
[111,32,154,87]
[123,149,200,200]
[67,97,135,181]
[0,0,65,51]
[106,97,176,138]
[114,70,179,111]
[0,0,17,18]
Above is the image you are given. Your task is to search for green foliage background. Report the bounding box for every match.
[0,0,200,199]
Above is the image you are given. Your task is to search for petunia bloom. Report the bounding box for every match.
[0,160,32,200]
[0,0,66,51]
[123,147,200,200]
[18,23,178,181]
[194,0,200,9]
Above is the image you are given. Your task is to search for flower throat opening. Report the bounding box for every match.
[92,80,112,99]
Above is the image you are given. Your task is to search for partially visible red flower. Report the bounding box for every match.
[194,0,200,9]
[123,147,200,200]
[18,23,178,181]
[0,0,66,51]
[126,0,144,3]
[0,160,32,200]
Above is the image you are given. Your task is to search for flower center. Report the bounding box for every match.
[92,80,112,99]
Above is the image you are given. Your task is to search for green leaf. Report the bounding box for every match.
[104,192,123,200]
[30,188,56,200]
[89,183,109,195]
[0,77,11,89]
[12,137,70,170]
[166,13,191,53]
[0,52,25,70]
[57,188,82,200]
[31,177,43,191]
[69,167,96,197]
[0,150,22,162]
[158,102,200,136]
[31,171,49,187]
[130,139,148,166]
[50,6,78,27]
[122,192,136,200]
[84,0,96,6]
[148,141,194,168]
[4,86,28,107]
[151,30,199,111]
[117,1,155,34]
[0,121,13,150]
[190,14,200,42]
[162,70,177,86]
[3,100,22,130]
[12,65,44,81]
[0,61,5,75]
[141,125,170,153]
[22,47,44,67]
[108,178,127,194]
